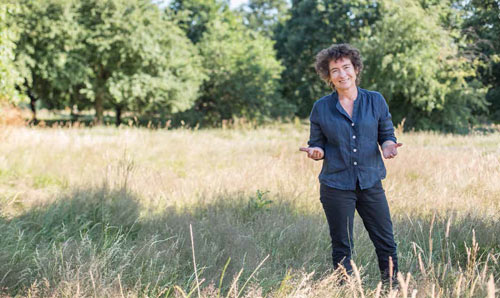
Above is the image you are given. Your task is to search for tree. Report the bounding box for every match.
[169,0,228,43]
[355,0,487,132]
[12,0,203,125]
[0,3,23,104]
[460,0,500,122]
[11,0,81,121]
[191,17,292,125]
[275,0,380,117]
[169,0,292,125]
[238,0,289,38]
[74,0,204,124]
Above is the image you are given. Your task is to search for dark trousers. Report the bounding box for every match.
[320,180,398,281]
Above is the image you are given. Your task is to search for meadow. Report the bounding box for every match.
[0,124,498,297]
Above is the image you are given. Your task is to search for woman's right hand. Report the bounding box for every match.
[299,147,324,160]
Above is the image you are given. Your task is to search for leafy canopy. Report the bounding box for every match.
[0,3,24,104]
[356,0,487,131]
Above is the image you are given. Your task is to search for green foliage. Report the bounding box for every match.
[275,0,380,117]
[460,0,500,122]
[247,190,272,213]
[73,0,204,123]
[15,0,82,108]
[356,0,488,132]
[238,0,290,38]
[12,0,203,124]
[171,0,292,126]
[169,0,229,43]
[195,17,292,125]
[6,0,497,130]
[0,3,25,104]
[239,190,274,222]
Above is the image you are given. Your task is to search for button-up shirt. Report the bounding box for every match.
[307,87,397,190]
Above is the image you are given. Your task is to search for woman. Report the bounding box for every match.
[299,44,402,284]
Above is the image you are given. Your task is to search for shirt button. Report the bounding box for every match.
[353,148,357,152]
[353,161,358,165]
[352,135,356,139]
[351,123,355,127]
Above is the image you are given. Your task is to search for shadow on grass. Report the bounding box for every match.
[1,186,499,296]
[0,187,141,295]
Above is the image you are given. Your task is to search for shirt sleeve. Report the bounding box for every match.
[307,102,326,150]
[377,94,397,146]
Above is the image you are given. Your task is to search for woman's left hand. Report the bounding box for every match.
[382,141,403,159]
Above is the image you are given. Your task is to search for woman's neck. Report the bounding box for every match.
[337,86,358,102]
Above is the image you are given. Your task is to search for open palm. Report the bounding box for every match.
[382,142,403,159]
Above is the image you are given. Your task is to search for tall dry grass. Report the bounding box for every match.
[0,124,498,297]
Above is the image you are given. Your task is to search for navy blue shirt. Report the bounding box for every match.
[308,87,397,190]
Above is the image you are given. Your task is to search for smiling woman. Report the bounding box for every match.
[300,43,403,287]
[315,45,364,90]
[329,58,358,94]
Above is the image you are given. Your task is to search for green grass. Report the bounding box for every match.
[0,125,498,297]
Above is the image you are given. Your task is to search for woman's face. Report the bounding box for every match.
[329,57,358,91]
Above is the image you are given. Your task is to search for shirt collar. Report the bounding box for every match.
[332,87,361,121]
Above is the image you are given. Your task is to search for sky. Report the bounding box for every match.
[154,0,249,10]
[229,0,248,9]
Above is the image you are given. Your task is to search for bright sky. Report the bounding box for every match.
[229,0,248,9]
[153,0,249,10]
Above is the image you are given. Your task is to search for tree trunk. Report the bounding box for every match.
[28,92,37,123]
[95,94,104,125]
[70,86,81,121]
[70,105,78,121]
[115,106,122,126]
[23,80,37,123]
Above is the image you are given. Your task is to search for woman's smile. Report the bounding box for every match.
[329,57,358,91]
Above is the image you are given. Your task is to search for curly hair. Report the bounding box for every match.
[315,44,363,89]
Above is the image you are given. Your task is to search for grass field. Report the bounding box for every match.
[0,124,499,297]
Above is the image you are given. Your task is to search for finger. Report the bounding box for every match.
[396,143,403,148]
[299,147,309,152]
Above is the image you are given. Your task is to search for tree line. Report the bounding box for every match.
[0,0,498,132]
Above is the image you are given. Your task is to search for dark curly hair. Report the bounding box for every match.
[315,44,363,89]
